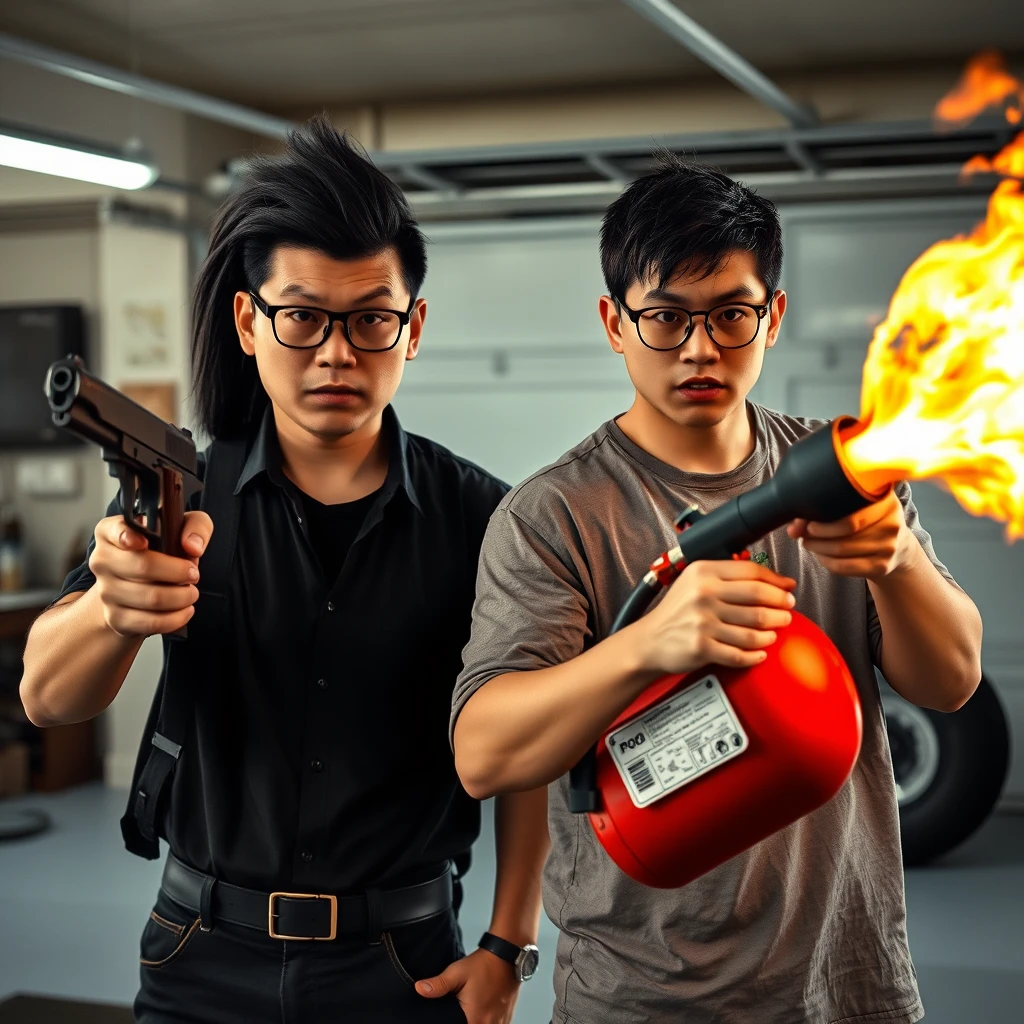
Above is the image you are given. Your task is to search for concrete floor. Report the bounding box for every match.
[0,784,1022,1023]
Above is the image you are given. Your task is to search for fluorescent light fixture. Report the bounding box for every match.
[0,121,158,190]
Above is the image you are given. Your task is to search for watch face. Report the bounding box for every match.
[517,944,540,982]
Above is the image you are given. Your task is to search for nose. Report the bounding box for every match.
[679,317,720,364]
[315,320,358,367]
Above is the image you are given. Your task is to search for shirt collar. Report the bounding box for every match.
[232,403,424,515]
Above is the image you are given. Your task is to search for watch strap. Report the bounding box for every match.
[478,931,524,966]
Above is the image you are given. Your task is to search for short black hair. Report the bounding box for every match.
[600,153,782,303]
[191,112,427,439]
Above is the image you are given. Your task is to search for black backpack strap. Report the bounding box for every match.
[121,438,248,859]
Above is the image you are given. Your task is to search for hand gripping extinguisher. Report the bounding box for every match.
[569,417,889,889]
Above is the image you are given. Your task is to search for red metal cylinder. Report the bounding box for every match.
[588,611,863,888]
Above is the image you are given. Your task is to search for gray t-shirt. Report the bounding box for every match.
[453,404,953,1024]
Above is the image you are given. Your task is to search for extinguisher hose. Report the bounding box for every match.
[568,416,887,814]
[566,577,662,812]
[611,577,661,635]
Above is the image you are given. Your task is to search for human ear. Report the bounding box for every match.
[599,295,626,355]
[405,298,426,361]
[235,291,257,356]
[765,290,787,350]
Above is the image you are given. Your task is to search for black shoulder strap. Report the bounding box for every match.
[121,438,248,859]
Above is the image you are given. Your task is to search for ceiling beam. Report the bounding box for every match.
[619,0,818,129]
[368,116,1009,170]
[784,139,824,175]
[399,163,460,193]
[585,154,629,183]
[0,32,297,141]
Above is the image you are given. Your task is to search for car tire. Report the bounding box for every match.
[881,675,1010,866]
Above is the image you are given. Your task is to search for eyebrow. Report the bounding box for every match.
[278,283,324,303]
[644,284,759,305]
[277,283,396,306]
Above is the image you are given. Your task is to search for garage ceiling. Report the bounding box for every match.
[0,0,1022,109]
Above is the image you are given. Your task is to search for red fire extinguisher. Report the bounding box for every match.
[569,418,883,889]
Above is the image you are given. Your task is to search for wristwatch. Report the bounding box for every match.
[478,932,540,982]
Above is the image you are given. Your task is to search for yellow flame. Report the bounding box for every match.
[843,53,1024,540]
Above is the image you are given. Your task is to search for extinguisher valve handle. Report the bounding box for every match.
[649,546,686,587]
[674,505,704,532]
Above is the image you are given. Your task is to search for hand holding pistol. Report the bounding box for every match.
[44,356,210,639]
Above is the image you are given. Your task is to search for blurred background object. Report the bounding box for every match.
[0,2,1022,1021]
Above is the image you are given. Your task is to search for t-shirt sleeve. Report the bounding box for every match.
[450,504,591,744]
[867,479,960,668]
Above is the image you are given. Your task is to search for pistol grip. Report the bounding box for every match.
[161,468,186,560]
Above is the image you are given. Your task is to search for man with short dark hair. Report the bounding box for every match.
[451,156,982,1024]
[21,115,548,1024]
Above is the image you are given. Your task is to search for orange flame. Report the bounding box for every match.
[933,51,1024,128]
[842,53,1024,540]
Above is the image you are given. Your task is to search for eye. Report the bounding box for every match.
[285,308,319,323]
[718,306,747,322]
[646,309,684,325]
[356,312,386,326]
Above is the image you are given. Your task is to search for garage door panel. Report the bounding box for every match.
[406,344,624,389]
[421,226,603,354]
[393,386,634,486]
[782,208,984,350]
[784,376,863,421]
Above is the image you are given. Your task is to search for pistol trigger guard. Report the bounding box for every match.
[113,462,161,549]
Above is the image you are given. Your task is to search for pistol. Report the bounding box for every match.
[44,355,203,637]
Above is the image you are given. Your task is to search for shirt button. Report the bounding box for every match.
[301,850,313,863]
[326,601,335,612]
[317,678,328,690]
[310,759,323,773]
[296,516,303,525]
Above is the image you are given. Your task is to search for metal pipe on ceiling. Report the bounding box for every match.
[0,32,298,141]
[404,161,979,219]
[619,0,818,129]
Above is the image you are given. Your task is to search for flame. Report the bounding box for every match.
[842,52,1024,540]
[933,51,1024,128]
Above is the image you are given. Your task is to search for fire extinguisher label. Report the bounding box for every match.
[606,674,749,808]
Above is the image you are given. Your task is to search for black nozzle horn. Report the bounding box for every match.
[678,419,874,565]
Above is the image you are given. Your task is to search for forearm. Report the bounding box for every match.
[20,590,142,727]
[870,544,983,712]
[454,623,660,798]
[486,788,550,947]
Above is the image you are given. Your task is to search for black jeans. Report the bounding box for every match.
[134,889,468,1023]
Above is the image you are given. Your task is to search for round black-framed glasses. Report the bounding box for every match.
[249,291,414,352]
[618,295,773,351]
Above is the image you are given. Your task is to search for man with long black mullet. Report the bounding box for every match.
[20,114,548,1023]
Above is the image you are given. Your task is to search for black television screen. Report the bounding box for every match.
[0,304,86,448]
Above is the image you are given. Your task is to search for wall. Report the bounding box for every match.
[0,214,191,788]
[0,228,106,585]
[0,57,256,788]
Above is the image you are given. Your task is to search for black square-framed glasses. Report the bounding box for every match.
[249,291,415,352]
[618,295,773,350]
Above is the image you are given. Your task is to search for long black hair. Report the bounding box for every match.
[600,152,782,303]
[191,112,427,440]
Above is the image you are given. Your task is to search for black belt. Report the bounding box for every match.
[161,854,453,941]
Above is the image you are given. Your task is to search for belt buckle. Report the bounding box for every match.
[268,891,338,941]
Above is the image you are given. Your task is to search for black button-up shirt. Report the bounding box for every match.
[58,406,508,893]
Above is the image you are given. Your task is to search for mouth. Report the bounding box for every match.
[307,384,363,405]
[677,378,726,400]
